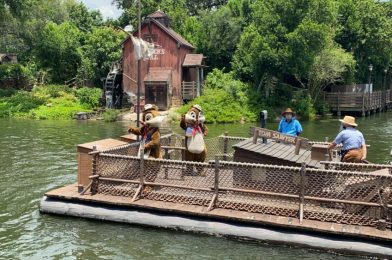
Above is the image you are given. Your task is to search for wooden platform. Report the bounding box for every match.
[233,139,326,168]
[45,183,392,243]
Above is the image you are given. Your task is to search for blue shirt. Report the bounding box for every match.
[333,127,365,150]
[278,118,303,136]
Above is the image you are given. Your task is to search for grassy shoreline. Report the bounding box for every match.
[0,85,102,120]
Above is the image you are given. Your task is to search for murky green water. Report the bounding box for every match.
[1,114,391,259]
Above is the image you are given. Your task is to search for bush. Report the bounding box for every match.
[32,85,72,99]
[0,88,17,97]
[291,91,316,120]
[178,88,253,123]
[29,96,88,120]
[0,91,45,118]
[102,109,120,122]
[314,100,330,116]
[177,69,268,123]
[75,87,102,108]
[0,64,25,81]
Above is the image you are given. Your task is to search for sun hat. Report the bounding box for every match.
[143,104,158,112]
[192,104,202,112]
[282,108,295,116]
[339,116,358,127]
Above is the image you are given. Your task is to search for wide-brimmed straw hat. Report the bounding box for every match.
[282,108,295,116]
[339,116,358,127]
[143,104,158,112]
[192,104,202,112]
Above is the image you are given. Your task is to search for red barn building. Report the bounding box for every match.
[121,11,205,110]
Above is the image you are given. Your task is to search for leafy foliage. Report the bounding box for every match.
[102,109,120,122]
[0,85,100,119]
[177,69,266,123]
[75,87,102,109]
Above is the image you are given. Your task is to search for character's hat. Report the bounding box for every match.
[143,104,158,112]
[282,108,295,116]
[192,104,202,112]
[339,116,358,127]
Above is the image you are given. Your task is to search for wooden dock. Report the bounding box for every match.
[324,90,392,116]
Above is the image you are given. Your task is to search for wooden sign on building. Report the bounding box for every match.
[122,11,205,110]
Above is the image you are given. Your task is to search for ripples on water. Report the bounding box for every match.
[2,116,389,259]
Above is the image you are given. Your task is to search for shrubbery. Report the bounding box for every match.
[75,87,102,108]
[177,69,268,123]
[0,85,102,119]
[102,109,120,122]
[291,91,316,120]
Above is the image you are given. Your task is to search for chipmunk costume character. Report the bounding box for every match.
[128,104,164,159]
[180,104,208,162]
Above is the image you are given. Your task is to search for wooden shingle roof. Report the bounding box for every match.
[183,54,204,67]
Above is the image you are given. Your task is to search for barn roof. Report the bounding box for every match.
[183,54,204,67]
[148,19,194,49]
[121,17,194,50]
[144,68,172,84]
[147,10,168,18]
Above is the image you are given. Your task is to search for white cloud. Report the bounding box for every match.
[78,0,122,20]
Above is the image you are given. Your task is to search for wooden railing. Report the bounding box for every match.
[182,81,197,100]
[325,90,392,114]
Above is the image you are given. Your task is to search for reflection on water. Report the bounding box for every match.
[1,114,390,259]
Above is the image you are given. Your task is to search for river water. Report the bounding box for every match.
[1,114,391,259]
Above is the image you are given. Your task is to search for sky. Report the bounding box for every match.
[78,0,122,20]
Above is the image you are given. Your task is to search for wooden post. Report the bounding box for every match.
[337,92,341,117]
[294,138,301,155]
[223,131,228,161]
[196,67,200,97]
[207,157,220,211]
[164,147,169,179]
[252,129,259,144]
[299,162,306,224]
[90,146,98,195]
[132,146,145,202]
[362,93,365,117]
[260,110,267,144]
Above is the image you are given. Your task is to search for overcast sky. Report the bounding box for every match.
[78,0,122,20]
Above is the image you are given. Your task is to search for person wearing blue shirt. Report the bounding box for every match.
[278,108,303,136]
[327,116,367,162]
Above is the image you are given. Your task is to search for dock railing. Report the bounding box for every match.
[88,138,392,231]
[325,90,392,115]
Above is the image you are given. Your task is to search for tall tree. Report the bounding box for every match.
[35,22,82,83]
[79,27,125,84]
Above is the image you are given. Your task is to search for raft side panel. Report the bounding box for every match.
[44,184,392,243]
[39,195,392,258]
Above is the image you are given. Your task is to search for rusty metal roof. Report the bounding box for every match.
[183,54,204,67]
[121,18,194,50]
[144,68,172,83]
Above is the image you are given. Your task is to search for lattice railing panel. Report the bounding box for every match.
[90,152,392,228]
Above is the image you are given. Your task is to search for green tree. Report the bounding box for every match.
[336,0,392,86]
[79,27,125,84]
[68,2,103,32]
[35,22,82,83]
[195,6,243,71]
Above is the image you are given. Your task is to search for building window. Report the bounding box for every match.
[143,34,157,43]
